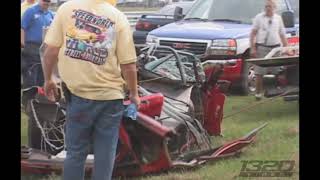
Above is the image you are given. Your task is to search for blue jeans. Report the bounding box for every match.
[63,94,124,180]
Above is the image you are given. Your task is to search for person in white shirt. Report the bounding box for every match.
[250,0,288,100]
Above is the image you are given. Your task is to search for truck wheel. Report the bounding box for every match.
[248,66,257,94]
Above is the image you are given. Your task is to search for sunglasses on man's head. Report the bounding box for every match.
[43,0,51,2]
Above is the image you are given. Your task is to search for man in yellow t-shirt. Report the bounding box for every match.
[42,0,140,179]
[21,0,36,17]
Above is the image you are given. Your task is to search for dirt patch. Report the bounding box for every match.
[284,126,299,137]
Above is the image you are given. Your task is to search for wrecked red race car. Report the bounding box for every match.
[21,45,267,177]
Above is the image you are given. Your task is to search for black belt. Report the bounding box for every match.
[256,43,280,48]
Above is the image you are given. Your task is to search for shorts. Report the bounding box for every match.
[254,45,281,75]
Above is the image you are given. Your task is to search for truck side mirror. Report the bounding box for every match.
[281,11,295,28]
[174,6,184,21]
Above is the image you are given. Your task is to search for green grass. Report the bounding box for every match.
[21,112,28,145]
[21,95,299,180]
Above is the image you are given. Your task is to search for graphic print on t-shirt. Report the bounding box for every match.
[65,9,115,65]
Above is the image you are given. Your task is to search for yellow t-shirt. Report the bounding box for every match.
[21,1,36,17]
[44,0,137,101]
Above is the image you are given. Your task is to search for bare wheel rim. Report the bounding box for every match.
[248,67,256,94]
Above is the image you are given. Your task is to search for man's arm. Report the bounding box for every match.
[21,29,25,48]
[280,34,288,47]
[116,13,140,106]
[279,16,288,47]
[250,29,258,58]
[250,15,259,58]
[250,29,258,50]
[42,45,60,101]
[120,63,139,98]
[41,5,64,101]
[43,45,60,81]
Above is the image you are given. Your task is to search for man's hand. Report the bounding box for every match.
[284,48,295,56]
[250,47,257,58]
[120,62,140,108]
[129,93,141,108]
[44,80,59,102]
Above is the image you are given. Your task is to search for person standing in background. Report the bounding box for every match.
[250,0,288,100]
[21,0,54,88]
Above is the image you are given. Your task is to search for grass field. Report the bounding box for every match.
[21,95,299,180]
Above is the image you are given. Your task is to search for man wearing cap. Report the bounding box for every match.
[21,0,54,88]
[42,0,140,179]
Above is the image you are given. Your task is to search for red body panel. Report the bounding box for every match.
[288,36,299,46]
[124,93,164,118]
[203,58,243,84]
[203,87,226,136]
[137,113,174,138]
[141,146,172,174]
[116,124,135,163]
[219,59,243,82]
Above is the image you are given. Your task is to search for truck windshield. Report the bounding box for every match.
[185,0,289,24]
